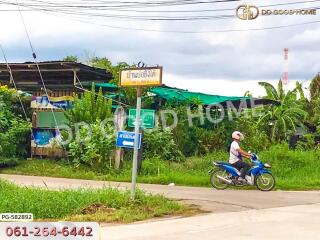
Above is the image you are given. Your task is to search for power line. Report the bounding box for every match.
[1,0,319,21]
[0,44,30,121]
[27,6,320,34]
[0,0,237,21]
[15,0,69,156]
[2,0,240,10]
[1,0,319,11]
[0,43,38,150]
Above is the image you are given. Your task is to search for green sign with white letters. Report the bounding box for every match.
[128,109,155,129]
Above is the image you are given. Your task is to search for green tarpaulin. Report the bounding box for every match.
[81,82,118,90]
[95,83,118,90]
[150,87,249,105]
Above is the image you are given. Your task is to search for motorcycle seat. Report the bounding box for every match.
[215,161,234,167]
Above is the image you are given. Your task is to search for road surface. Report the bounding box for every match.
[104,203,320,240]
[1,174,319,239]
[1,174,319,212]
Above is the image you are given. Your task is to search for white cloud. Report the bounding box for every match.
[163,73,303,97]
[0,0,319,96]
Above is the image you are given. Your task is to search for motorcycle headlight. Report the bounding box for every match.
[264,163,271,168]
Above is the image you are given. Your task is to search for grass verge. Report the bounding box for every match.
[0,180,198,223]
[1,145,320,190]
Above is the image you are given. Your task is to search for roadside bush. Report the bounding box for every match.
[65,85,115,168]
[0,119,30,157]
[143,128,184,162]
[295,134,317,151]
[0,158,20,168]
[65,84,112,125]
[68,120,115,168]
[0,86,30,159]
[259,144,320,189]
[140,156,169,175]
[235,116,271,152]
[192,126,226,155]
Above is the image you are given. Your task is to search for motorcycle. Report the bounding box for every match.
[209,153,275,191]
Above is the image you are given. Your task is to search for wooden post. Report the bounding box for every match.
[73,70,77,85]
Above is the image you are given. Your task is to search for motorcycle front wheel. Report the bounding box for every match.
[254,173,275,191]
[210,169,230,190]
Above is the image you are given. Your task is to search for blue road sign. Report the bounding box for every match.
[116,131,142,149]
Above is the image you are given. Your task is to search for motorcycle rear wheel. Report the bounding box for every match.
[255,173,275,191]
[210,169,230,190]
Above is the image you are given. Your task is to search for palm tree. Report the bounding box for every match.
[257,80,307,141]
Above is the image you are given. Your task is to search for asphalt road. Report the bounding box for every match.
[1,174,319,212]
[1,174,320,239]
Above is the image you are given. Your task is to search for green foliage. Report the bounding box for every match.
[158,104,231,156]
[4,145,320,190]
[140,156,169,175]
[64,85,115,168]
[235,115,271,152]
[0,86,30,159]
[68,120,115,168]
[0,180,186,222]
[259,144,320,190]
[188,126,226,155]
[65,84,112,125]
[258,80,308,141]
[310,73,320,100]
[63,55,78,62]
[0,158,19,168]
[90,57,138,105]
[295,134,317,151]
[143,128,184,162]
[0,119,30,157]
[90,56,152,106]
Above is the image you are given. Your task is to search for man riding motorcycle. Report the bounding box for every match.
[229,131,252,183]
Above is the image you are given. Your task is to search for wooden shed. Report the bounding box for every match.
[0,61,112,158]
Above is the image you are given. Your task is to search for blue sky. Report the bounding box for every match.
[0,0,319,96]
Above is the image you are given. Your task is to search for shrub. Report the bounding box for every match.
[295,133,319,151]
[65,84,112,125]
[68,120,115,168]
[234,116,271,152]
[143,128,184,162]
[0,86,30,159]
[0,158,20,168]
[191,126,227,155]
[140,157,169,175]
[64,85,115,168]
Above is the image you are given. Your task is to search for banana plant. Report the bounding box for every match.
[257,80,308,141]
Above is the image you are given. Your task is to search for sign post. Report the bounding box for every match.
[131,88,141,199]
[119,65,162,199]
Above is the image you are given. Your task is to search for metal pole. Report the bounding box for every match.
[131,87,142,199]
